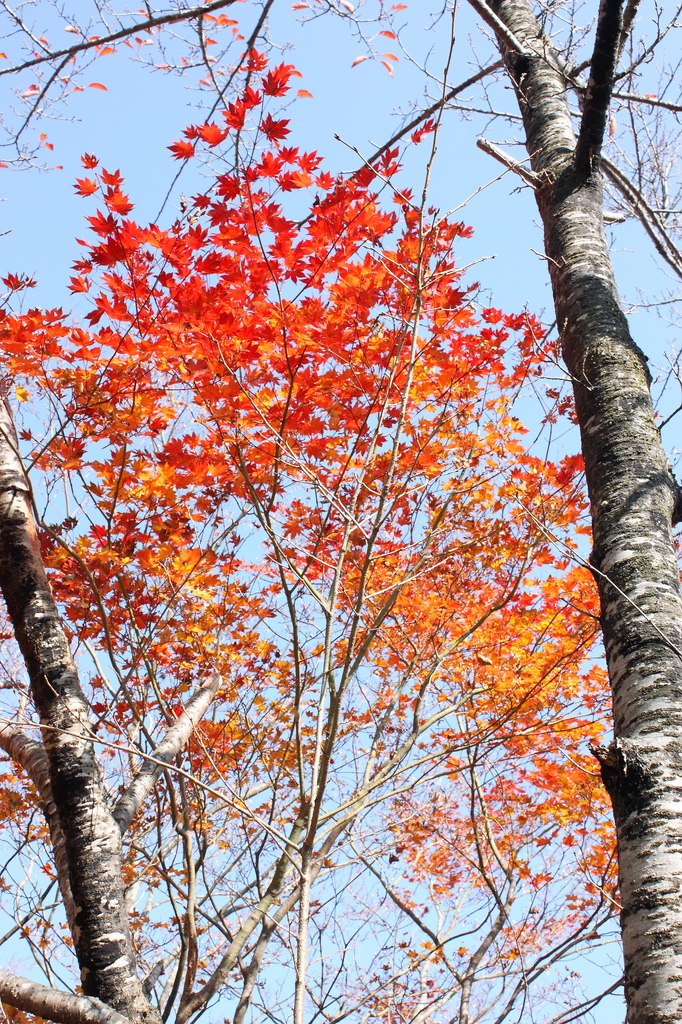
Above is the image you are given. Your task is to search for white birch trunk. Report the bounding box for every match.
[0,398,160,1024]
[484,1,682,1019]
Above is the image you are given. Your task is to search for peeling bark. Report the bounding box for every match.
[484,1,682,1020]
[0,400,160,1024]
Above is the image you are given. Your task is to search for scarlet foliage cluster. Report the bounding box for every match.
[0,54,615,1022]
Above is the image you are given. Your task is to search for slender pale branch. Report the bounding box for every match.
[113,672,222,832]
[477,136,540,185]
[616,0,643,60]
[466,0,529,54]
[612,90,682,112]
[0,722,77,933]
[175,810,308,1024]
[601,156,682,279]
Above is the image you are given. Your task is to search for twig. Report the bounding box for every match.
[477,136,539,185]
[601,155,682,279]
[466,0,529,54]
[0,0,238,77]
[361,60,504,169]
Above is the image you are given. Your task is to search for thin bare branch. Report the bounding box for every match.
[477,136,540,185]
[361,60,504,169]
[601,155,682,279]
[616,0,643,61]
[0,0,238,77]
[612,90,682,113]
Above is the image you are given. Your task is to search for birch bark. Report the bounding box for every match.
[481,1,682,1019]
[0,397,160,1024]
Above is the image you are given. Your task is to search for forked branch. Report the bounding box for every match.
[0,0,238,77]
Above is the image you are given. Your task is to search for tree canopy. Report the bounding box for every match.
[2,0,682,1021]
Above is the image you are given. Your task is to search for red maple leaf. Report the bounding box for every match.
[168,140,195,160]
[198,123,228,147]
[261,63,299,96]
[2,272,35,290]
[74,177,98,197]
[261,114,291,144]
[105,189,134,215]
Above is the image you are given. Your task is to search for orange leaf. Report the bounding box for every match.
[100,168,122,186]
[88,82,107,90]
[74,177,98,196]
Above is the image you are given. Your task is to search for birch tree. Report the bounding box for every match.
[427,0,682,1019]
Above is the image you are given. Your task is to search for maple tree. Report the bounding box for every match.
[0,40,619,1024]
